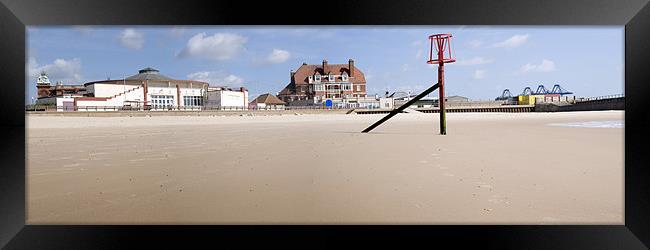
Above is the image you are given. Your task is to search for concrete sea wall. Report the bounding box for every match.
[535,97,624,112]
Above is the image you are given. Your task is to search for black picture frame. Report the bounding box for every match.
[1,0,649,248]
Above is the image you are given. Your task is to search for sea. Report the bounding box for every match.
[547,120,624,128]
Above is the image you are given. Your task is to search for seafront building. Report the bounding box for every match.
[278,59,372,107]
[206,86,249,110]
[35,67,249,111]
[248,93,286,110]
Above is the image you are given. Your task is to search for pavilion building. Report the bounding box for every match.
[35,67,248,111]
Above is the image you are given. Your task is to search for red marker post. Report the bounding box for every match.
[427,34,456,135]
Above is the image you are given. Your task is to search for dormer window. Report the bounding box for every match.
[314,74,321,82]
[328,74,334,81]
[308,76,313,83]
[341,72,348,82]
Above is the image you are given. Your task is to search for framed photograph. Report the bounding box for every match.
[1,0,649,248]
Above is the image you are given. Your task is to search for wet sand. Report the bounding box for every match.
[26,111,624,224]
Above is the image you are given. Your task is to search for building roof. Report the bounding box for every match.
[125,67,175,81]
[447,95,469,99]
[251,93,286,105]
[278,84,294,95]
[292,62,366,86]
[208,86,248,92]
[83,79,209,87]
[82,67,209,86]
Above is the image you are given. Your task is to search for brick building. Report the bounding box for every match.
[278,59,366,105]
[35,71,86,98]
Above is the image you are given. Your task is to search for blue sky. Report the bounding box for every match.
[26,26,623,103]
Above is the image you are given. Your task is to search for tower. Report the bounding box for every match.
[36,71,51,85]
[36,71,52,98]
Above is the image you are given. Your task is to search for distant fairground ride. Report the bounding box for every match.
[496,84,573,100]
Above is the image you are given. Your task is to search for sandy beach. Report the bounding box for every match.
[26,111,624,224]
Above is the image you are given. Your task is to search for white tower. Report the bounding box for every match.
[36,71,51,86]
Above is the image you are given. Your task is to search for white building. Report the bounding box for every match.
[35,67,249,111]
[206,86,249,110]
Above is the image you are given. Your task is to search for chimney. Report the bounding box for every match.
[348,59,355,77]
[322,59,328,74]
[290,70,295,82]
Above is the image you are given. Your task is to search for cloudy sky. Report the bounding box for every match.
[26,26,623,103]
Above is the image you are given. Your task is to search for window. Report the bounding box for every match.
[314,74,321,82]
[183,96,203,106]
[356,85,362,91]
[341,72,348,81]
[151,95,174,109]
[308,76,313,83]
[314,84,324,91]
[328,74,334,81]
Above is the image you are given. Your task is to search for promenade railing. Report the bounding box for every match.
[26,105,361,112]
[575,94,624,102]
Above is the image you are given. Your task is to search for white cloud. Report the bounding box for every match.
[472,70,486,79]
[28,57,83,84]
[118,28,144,49]
[492,34,529,48]
[457,57,494,66]
[177,32,247,61]
[467,40,483,48]
[187,71,244,86]
[263,49,291,64]
[519,59,556,73]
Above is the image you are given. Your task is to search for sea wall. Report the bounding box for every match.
[535,97,624,112]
